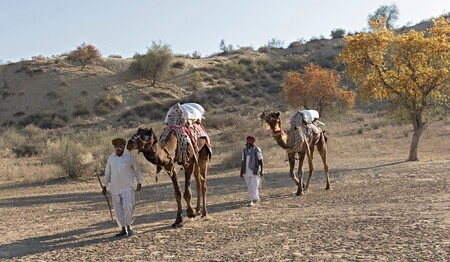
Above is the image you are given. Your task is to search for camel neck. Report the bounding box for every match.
[272,129,290,149]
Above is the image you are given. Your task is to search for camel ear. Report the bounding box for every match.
[148,128,158,144]
[276,112,281,117]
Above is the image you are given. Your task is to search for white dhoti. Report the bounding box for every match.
[244,174,260,202]
[111,189,136,227]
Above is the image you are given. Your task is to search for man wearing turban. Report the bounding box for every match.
[240,135,264,206]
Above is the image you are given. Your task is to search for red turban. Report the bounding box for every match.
[246,136,256,142]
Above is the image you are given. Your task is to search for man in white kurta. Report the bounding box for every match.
[103,138,142,237]
[240,136,264,207]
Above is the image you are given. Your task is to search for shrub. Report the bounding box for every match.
[44,129,119,180]
[191,51,201,59]
[188,71,203,92]
[94,94,123,115]
[45,136,93,179]
[19,113,68,129]
[330,28,346,39]
[0,125,45,157]
[172,60,185,69]
[265,38,285,49]
[223,61,246,78]
[219,39,234,54]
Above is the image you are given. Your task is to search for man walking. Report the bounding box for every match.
[103,138,142,237]
[240,135,264,206]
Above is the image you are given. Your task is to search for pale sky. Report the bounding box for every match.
[0,0,448,63]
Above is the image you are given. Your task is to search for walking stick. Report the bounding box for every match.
[94,170,115,223]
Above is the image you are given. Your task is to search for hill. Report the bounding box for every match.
[2,16,448,130]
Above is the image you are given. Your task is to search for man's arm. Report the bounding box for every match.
[102,158,112,194]
[131,154,143,191]
[258,159,264,176]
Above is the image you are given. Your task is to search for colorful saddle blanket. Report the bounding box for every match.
[160,103,210,165]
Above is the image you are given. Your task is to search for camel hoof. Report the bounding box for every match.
[171,222,183,228]
[325,186,332,191]
[187,212,196,218]
[295,192,304,197]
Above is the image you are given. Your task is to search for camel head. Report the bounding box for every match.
[261,111,282,133]
[127,127,158,152]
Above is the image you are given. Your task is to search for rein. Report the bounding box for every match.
[134,135,153,152]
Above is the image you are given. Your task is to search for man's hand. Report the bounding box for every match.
[102,186,107,195]
[259,171,264,177]
[136,183,142,192]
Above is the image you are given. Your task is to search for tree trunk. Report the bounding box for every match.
[408,112,425,161]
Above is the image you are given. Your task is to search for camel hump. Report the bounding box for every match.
[165,103,205,125]
[300,110,319,123]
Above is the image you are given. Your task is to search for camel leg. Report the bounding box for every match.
[288,152,300,186]
[199,152,210,218]
[169,168,184,228]
[183,160,195,218]
[304,144,314,191]
[318,134,331,190]
[296,151,306,196]
[193,162,202,216]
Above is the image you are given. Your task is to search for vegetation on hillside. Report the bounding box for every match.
[0,12,449,181]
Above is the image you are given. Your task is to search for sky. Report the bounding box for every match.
[0,0,449,63]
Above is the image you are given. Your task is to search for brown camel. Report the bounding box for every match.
[127,126,212,228]
[261,111,331,196]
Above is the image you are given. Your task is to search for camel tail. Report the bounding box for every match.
[322,131,328,143]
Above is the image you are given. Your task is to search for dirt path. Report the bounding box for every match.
[0,156,449,261]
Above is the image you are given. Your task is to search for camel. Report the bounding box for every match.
[127,126,212,228]
[261,111,331,196]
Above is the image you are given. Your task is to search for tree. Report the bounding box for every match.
[69,43,101,70]
[281,64,355,115]
[265,38,285,48]
[330,28,346,39]
[367,4,399,30]
[132,41,173,86]
[337,17,450,161]
[219,39,233,54]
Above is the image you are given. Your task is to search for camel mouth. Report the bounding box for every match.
[126,139,137,150]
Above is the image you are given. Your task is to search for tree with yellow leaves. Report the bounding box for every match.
[281,64,355,115]
[337,17,450,161]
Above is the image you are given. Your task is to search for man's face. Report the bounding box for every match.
[114,143,125,155]
[246,140,254,147]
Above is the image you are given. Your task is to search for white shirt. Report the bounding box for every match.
[103,151,142,195]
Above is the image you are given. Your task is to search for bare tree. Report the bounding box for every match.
[367,4,399,29]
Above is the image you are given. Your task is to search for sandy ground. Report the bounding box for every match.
[1,117,449,261]
[0,156,449,261]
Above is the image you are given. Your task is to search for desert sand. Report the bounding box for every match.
[1,117,449,261]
